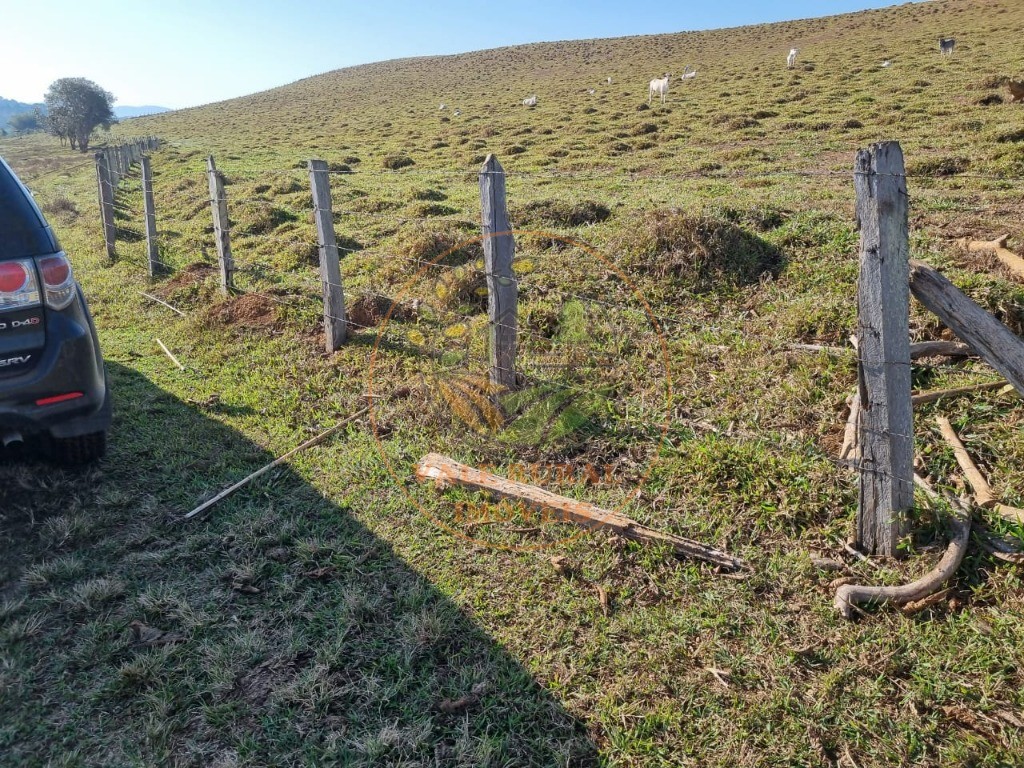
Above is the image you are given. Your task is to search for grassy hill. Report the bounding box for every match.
[3,0,1024,765]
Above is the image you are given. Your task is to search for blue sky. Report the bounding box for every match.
[2,0,915,109]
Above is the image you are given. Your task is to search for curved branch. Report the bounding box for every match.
[835,476,971,619]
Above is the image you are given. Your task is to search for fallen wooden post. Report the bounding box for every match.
[791,341,972,360]
[935,415,1024,525]
[961,234,1024,282]
[414,453,746,570]
[910,381,1007,405]
[183,406,371,520]
[156,338,185,370]
[908,340,974,359]
[909,260,1024,395]
[834,474,970,619]
[140,291,186,317]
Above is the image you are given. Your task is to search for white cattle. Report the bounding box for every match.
[680,66,697,80]
[648,74,670,105]
[787,48,798,69]
[523,95,538,107]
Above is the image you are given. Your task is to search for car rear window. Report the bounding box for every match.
[0,160,59,260]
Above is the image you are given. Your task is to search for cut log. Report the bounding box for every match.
[908,340,974,359]
[935,415,1024,525]
[414,453,745,570]
[962,234,1024,282]
[909,260,1024,395]
[789,340,972,360]
[911,381,1007,405]
[834,474,970,619]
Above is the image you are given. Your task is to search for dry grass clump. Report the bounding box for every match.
[411,188,447,202]
[409,202,459,218]
[232,202,298,236]
[611,207,783,290]
[432,265,486,309]
[347,293,417,329]
[907,155,971,177]
[512,199,611,229]
[382,153,415,170]
[391,221,481,272]
[40,194,79,220]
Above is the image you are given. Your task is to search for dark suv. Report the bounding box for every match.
[0,155,110,463]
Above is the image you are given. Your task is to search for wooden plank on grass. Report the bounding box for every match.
[414,452,745,570]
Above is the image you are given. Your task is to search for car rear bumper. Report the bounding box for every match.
[0,289,111,440]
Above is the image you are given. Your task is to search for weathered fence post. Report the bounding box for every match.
[854,141,913,557]
[94,151,116,260]
[206,155,234,294]
[308,159,346,351]
[140,155,160,277]
[479,154,517,391]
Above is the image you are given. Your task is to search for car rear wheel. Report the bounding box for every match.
[52,431,107,464]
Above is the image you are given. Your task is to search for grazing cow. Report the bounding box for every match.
[787,48,799,69]
[648,74,670,105]
[939,37,956,55]
[1007,79,1024,103]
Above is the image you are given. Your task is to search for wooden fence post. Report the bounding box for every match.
[94,151,116,260]
[854,141,913,557]
[206,155,234,294]
[479,154,517,391]
[140,155,160,277]
[308,159,346,350]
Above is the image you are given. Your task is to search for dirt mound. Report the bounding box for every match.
[163,262,217,290]
[348,293,416,330]
[210,293,279,328]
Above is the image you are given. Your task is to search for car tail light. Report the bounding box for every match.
[35,253,76,310]
[0,259,41,310]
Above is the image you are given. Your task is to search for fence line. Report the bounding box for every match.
[69,141,1024,569]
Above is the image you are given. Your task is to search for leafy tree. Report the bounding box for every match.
[9,109,43,134]
[43,78,117,152]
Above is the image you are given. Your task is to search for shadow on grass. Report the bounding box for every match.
[0,362,597,767]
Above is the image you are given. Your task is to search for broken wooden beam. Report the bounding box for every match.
[908,340,974,359]
[414,453,745,570]
[961,234,1024,282]
[911,381,1008,405]
[935,415,1024,525]
[183,406,371,520]
[909,260,1024,396]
